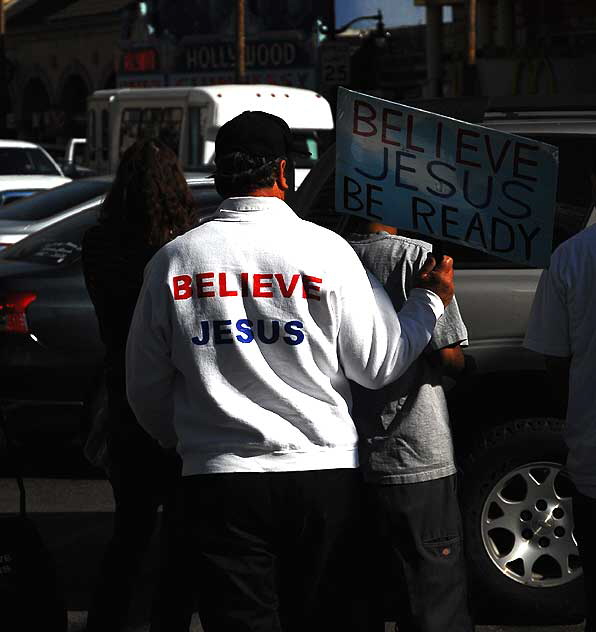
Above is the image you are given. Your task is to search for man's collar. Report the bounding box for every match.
[217,196,293,214]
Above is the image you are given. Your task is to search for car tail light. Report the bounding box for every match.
[0,292,37,334]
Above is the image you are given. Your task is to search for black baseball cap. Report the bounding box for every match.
[215,111,309,162]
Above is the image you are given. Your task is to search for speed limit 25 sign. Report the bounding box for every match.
[320,45,351,86]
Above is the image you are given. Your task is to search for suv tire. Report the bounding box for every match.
[461,418,585,624]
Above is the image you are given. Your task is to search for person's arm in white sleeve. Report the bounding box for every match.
[338,251,451,389]
[126,256,178,449]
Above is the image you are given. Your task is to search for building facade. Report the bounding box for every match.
[4,0,595,145]
[117,1,334,90]
[416,0,596,98]
[4,0,126,143]
[4,0,334,143]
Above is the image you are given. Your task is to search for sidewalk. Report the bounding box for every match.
[66,613,584,632]
[67,611,204,631]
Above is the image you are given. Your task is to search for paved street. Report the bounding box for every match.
[0,449,586,632]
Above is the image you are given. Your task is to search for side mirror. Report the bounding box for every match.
[62,162,80,179]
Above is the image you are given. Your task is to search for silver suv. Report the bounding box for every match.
[293,97,596,624]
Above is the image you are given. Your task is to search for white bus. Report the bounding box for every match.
[86,85,334,186]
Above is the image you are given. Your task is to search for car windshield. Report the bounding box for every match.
[0,147,62,176]
[1,206,98,265]
[0,179,112,221]
[524,134,595,250]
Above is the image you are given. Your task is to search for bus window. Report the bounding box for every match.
[160,108,183,154]
[101,109,109,162]
[187,107,204,168]
[120,108,141,155]
[140,108,162,139]
[119,107,183,156]
[88,110,96,161]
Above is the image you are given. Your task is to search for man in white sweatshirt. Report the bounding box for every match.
[126,111,455,632]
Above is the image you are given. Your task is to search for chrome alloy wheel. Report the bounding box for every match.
[481,462,581,587]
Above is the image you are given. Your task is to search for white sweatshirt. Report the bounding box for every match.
[126,197,444,475]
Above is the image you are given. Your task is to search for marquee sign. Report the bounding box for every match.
[177,38,312,74]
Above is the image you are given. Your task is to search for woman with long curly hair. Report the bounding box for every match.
[82,139,197,632]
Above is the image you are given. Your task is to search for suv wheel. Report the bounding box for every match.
[461,418,585,624]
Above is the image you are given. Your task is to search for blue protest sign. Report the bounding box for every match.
[335,87,559,267]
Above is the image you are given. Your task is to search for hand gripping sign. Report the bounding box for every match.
[335,88,559,268]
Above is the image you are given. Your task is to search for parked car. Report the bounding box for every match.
[0,176,222,450]
[0,178,112,251]
[0,98,594,624]
[0,170,212,251]
[293,97,596,624]
[43,138,94,179]
[0,140,71,206]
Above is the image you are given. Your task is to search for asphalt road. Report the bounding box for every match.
[0,445,586,632]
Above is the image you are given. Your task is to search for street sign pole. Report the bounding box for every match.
[235,0,246,84]
[468,0,477,66]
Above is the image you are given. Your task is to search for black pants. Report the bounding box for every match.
[367,474,474,632]
[181,469,365,632]
[572,487,596,632]
[86,445,191,632]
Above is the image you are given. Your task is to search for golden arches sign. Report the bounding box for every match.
[513,56,557,96]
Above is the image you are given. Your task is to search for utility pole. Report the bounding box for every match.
[464,0,478,95]
[235,0,246,84]
[0,0,7,136]
[425,2,443,97]
[468,0,477,66]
